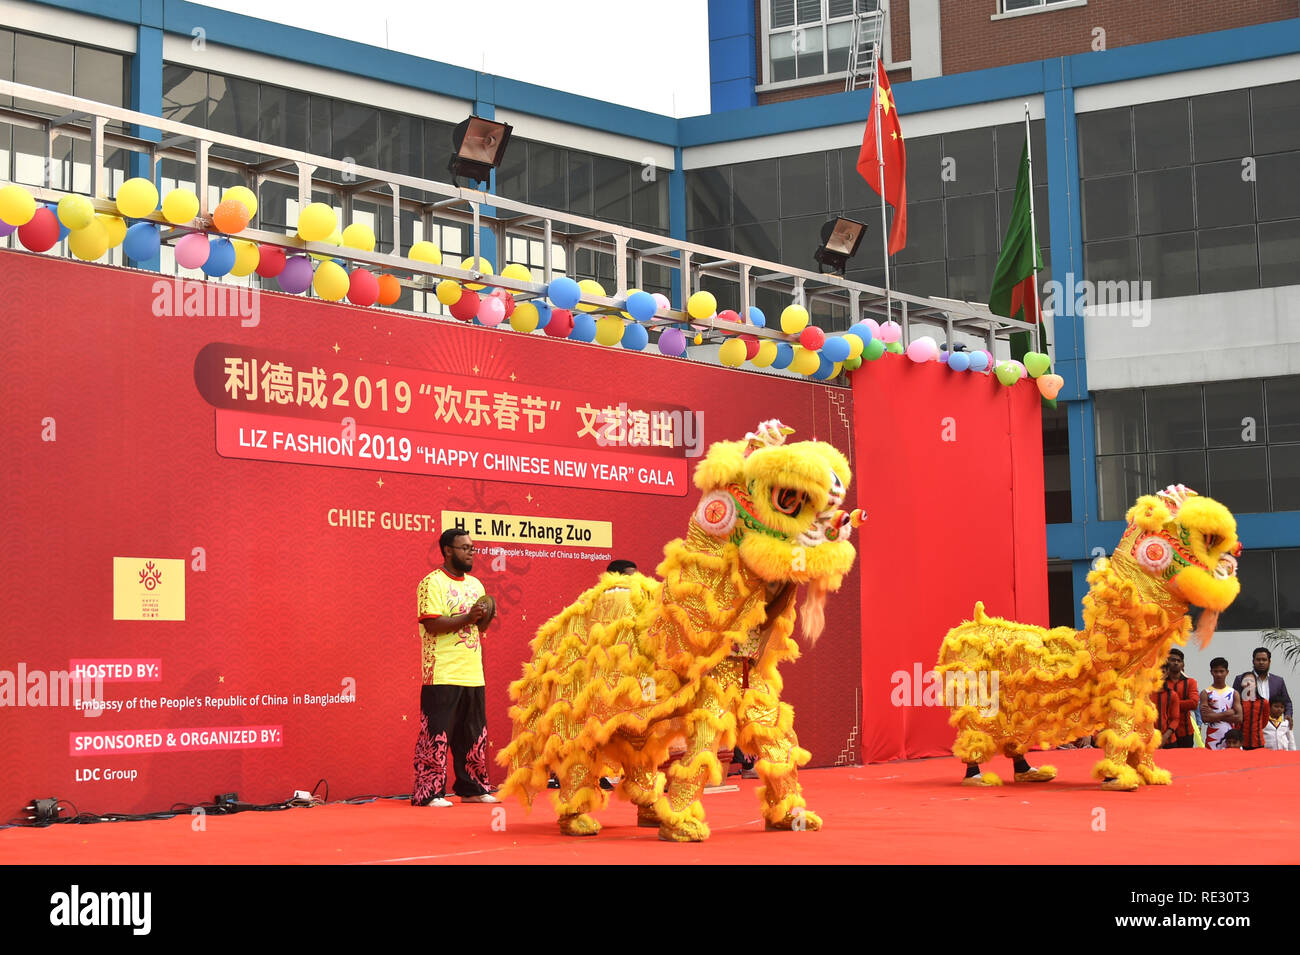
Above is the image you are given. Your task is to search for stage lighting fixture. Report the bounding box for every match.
[448,116,513,185]
[814,217,867,275]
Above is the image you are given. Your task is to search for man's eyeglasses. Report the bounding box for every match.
[452,544,476,553]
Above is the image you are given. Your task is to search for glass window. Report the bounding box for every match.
[1252,81,1300,155]
[1134,99,1190,170]
[1267,378,1300,444]
[1197,225,1258,294]
[732,159,780,224]
[1094,390,1145,454]
[1207,446,1268,514]
[1146,384,1204,451]
[1150,451,1207,495]
[423,119,455,187]
[1205,379,1266,448]
[632,175,667,233]
[1137,167,1194,234]
[995,120,1047,189]
[842,145,882,209]
[1255,153,1300,222]
[1082,175,1135,240]
[1277,549,1300,629]
[689,226,730,252]
[1192,89,1251,163]
[945,193,997,258]
[259,85,307,151]
[162,65,208,127]
[1260,219,1300,289]
[1084,238,1138,286]
[527,141,566,211]
[780,153,827,217]
[733,220,780,261]
[14,33,72,116]
[1220,549,1276,631]
[566,152,592,217]
[1078,109,1132,178]
[494,133,526,201]
[0,30,14,109]
[1098,454,1148,520]
[686,167,729,231]
[330,100,378,171]
[905,134,942,201]
[946,254,997,301]
[1195,160,1254,228]
[893,260,946,299]
[895,199,943,265]
[781,213,826,270]
[308,95,331,156]
[942,127,996,196]
[73,46,125,115]
[594,156,631,224]
[378,111,422,179]
[1270,445,1300,511]
[1139,232,1197,299]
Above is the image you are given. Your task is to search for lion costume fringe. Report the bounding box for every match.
[497,420,859,841]
[936,485,1242,791]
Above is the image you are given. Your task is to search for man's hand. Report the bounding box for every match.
[473,595,496,630]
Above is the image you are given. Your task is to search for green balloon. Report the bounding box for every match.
[863,338,886,361]
[1023,351,1051,378]
[844,356,862,371]
[996,363,1021,386]
[885,341,904,354]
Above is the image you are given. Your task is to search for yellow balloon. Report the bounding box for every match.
[781,304,810,335]
[694,333,704,345]
[312,260,350,301]
[790,345,820,376]
[833,361,844,377]
[687,290,717,321]
[57,195,95,231]
[461,256,494,290]
[435,280,463,306]
[510,301,540,333]
[844,333,864,359]
[96,213,126,248]
[309,229,342,262]
[222,185,258,218]
[68,219,109,261]
[115,178,158,219]
[230,239,260,277]
[296,202,336,242]
[719,338,747,367]
[161,189,200,225]
[341,223,375,251]
[410,240,442,265]
[595,316,624,346]
[576,279,606,313]
[501,263,533,283]
[753,340,778,368]
[0,184,36,226]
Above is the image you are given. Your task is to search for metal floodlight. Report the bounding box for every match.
[448,116,513,184]
[814,217,867,275]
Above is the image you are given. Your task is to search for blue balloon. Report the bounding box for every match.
[812,353,836,380]
[45,202,70,241]
[948,352,971,372]
[548,276,582,310]
[569,312,596,343]
[822,336,851,363]
[968,351,989,372]
[772,342,795,370]
[122,221,160,261]
[533,300,552,329]
[747,305,766,328]
[850,321,875,345]
[624,290,657,323]
[201,237,236,276]
[622,322,649,351]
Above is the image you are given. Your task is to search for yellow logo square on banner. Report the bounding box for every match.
[113,557,186,621]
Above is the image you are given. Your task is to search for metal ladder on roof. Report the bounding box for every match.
[845,1,886,92]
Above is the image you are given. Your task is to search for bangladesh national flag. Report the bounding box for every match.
[989,139,1043,333]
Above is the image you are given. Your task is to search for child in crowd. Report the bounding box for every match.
[1200,657,1242,750]
[1265,699,1296,750]
[1223,729,1244,749]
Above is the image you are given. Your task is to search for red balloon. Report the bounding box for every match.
[740,334,760,360]
[490,287,516,318]
[347,268,379,307]
[449,288,480,322]
[717,309,741,334]
[800,325,826,350]
[256,244,286,278]
[376,273,401,306]
[545,308,574,338]
[17,206,60,253]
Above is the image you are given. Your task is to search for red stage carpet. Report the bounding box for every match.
[6,750,1298,864]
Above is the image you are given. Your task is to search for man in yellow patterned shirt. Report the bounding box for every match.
[411,528,498,807]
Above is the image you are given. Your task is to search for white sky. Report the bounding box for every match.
[192,0,712,117]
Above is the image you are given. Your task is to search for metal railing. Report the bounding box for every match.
[0,79,1031,353]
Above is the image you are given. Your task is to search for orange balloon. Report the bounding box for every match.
[376,274,401,306]
[212,199,250,234]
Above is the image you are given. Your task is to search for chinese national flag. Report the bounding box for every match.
[856,59,907,255]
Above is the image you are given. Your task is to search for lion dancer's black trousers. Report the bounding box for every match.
[411,685,491,803]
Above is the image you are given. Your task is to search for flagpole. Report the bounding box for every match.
[1024,102,1040,355]
[874,43,891,326]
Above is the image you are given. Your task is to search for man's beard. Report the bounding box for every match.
[451,553,473,575]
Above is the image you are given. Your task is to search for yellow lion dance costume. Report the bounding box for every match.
[936,485,1241,791]
[498,420,859,841]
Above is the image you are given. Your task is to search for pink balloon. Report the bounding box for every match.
[862,318,881,337]
[478,295,506,326]
[906,340,933,363]
[651,293,671,315]
[174,232,210,270]
[878,320,902,344]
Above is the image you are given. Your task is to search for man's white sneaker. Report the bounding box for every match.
[427,797,453,807]
[461,793,500,803]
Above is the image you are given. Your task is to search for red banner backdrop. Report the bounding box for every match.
[0,252,863,815]
[853,358,1048,762]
